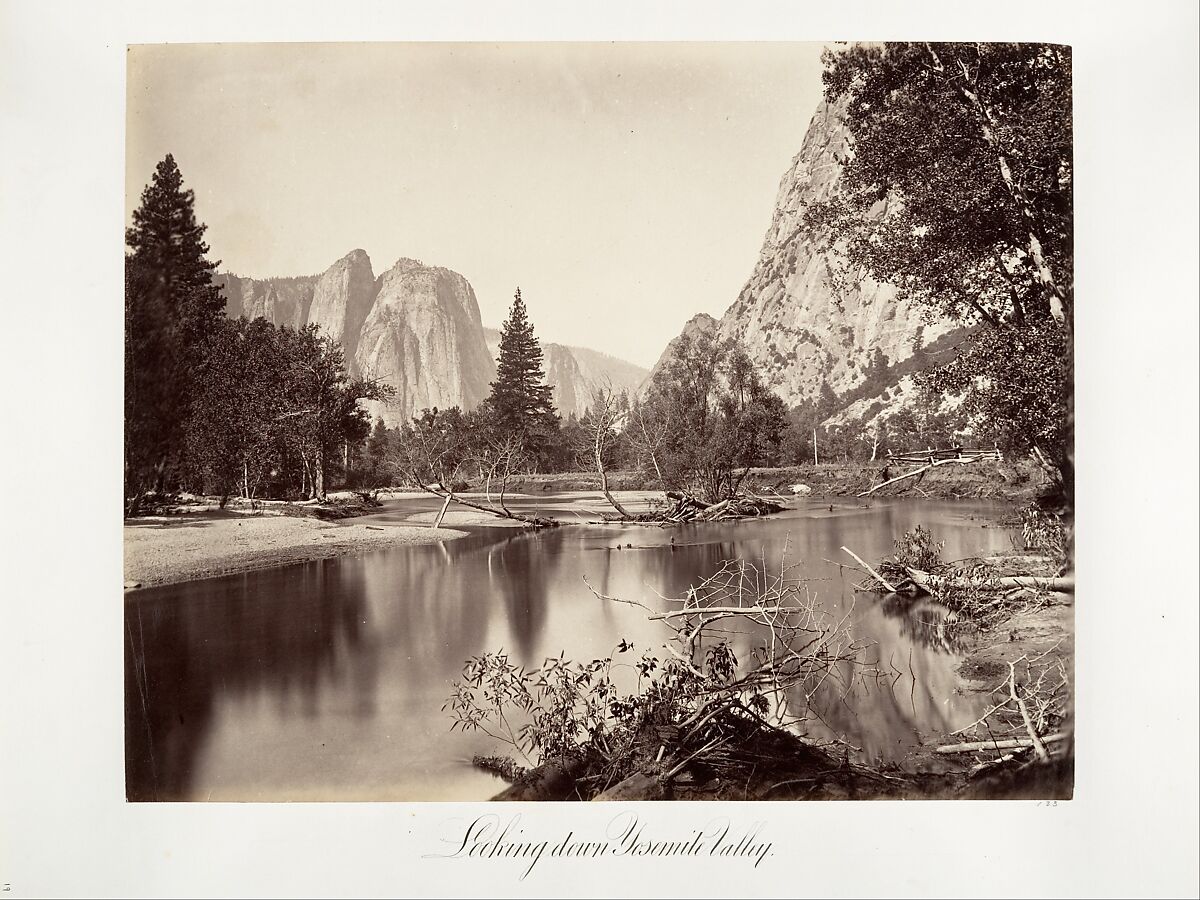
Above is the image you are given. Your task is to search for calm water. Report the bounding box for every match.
[124,497,1015,801]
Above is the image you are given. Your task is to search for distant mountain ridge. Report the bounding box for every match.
[483,327,648,419]
[215,253,646,426]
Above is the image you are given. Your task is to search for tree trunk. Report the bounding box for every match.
[595,439,632,518]
[813,428,819,466]
[432,493,452,529]
[498,473,511,515]
[425,482,551,527]
[314,451,325,500]
[647,450,667,493]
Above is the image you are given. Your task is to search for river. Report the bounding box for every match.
[124,496,1015,801]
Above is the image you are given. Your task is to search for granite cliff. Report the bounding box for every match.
[307,249,377,364]
[216,273,316,330]
[216,254,496,427]
[649,97,956,420]
[354,258,496,426]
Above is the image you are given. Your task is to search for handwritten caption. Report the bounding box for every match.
[426,812,774,880]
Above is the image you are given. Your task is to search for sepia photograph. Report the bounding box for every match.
[3,2,1198,896]
[123,40,1077,803]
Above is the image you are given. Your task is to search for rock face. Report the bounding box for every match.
[354,258,496,426]
[216,273,317,330]
[648,98,952,415]
[218,254,497,426]
[220,252,649,427]
[483,328,649,419]
[307,249,376,364]
[542,343,587,419]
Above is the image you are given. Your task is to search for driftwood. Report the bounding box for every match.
[1010,661,1050,762]
[657,491,782,523]
[493,757,589,801]
[415,482,557,528]
[935,733,1069,754]
[593,771,667,801]
[841,546,899,593]
[905,568,1074,594]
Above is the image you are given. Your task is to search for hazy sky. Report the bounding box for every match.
[127,42,827,366]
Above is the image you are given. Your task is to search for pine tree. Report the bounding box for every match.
[125,154,226,507]
[485,288,559,459]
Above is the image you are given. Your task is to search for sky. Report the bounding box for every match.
[126,42,828,367]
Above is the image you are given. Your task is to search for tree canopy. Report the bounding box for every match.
[812,42,1073,495]
[125,155,390,508]
[638,332,787,503]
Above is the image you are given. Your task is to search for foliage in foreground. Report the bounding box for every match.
[445,557,871,795]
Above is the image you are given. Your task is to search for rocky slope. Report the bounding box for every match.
[484,328,648,419]
[649,97,955,419]
[640,312,719,390]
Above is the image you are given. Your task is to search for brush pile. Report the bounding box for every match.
[655,491,784,523]
[846,525,1073,629]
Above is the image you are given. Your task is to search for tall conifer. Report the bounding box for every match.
[125,154,225,505]
[486,288,559,457]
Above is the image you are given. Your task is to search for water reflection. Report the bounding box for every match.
[125,498,1015,800]
[125,561,378,800]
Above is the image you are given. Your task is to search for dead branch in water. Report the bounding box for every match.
[650,491,783,523]
[841,546,898,593]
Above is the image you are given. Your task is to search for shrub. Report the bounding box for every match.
[892,524,944,571]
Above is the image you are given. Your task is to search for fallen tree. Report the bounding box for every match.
[390,407,557,529]
[904,567,1074,595]
[654,491,784,523]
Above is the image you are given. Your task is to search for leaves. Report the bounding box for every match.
[640,333,787,502]
[812,43,1072,477]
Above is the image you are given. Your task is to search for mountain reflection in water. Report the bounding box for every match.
[125,498,1015,801]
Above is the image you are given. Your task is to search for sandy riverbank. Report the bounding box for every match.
[124,513,465,589]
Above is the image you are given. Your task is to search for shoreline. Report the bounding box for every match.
[124,486,1025,590]
[467,458,1049,502]
[489,506,1074,801]
[123,513,466,590]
